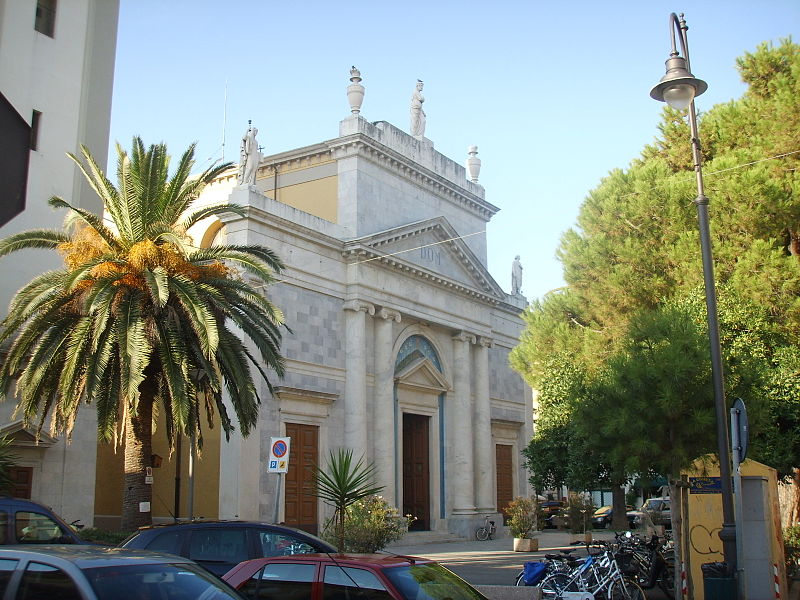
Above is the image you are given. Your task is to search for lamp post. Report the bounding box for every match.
[650,12,737,573]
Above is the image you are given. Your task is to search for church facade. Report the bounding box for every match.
[92,77,535,536]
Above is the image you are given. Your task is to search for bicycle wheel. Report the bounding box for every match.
[514,571,524,586]
[540,573,580,599]
[475,527,489,541]
[607,577,646,600]
[488,526,495,540]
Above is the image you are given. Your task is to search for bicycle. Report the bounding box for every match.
[514,549,578,586]
[475,515,496,541]
[540,542,646,599]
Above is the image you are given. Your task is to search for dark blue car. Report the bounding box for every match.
[120,520,336,576]
[0,496,84,545]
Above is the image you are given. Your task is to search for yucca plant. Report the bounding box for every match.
[312,448,384,551]
[0,138,286,529]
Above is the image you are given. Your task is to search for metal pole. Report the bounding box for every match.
[677,15,737,574]
[273,474,282,524]
[188,434,195,519]
[731,407,747,597]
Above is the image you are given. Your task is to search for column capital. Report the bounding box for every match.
[478,336,494,349]
[377,308,402,323]
[344,299,375,315]
[452,330,476,344]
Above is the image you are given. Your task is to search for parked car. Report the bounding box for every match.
[540,501,564,529]
[627,497,672,529]
[120,520,336,576]
[590,505,633,529]
[642,497,671,527]
[0,496,84,545]
[222,553,488,600]
[0,545,243,599]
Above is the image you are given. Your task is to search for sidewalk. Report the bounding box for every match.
[388,528,615,556]
[386,529,616,586]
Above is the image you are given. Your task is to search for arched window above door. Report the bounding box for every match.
[395,335,441,374]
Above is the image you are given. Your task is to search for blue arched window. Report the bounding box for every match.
[395,335,442,373]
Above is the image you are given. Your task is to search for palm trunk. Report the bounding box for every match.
[121,376,156,531]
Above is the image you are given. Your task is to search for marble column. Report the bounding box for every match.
[451,331,476,514]
[374,308,401,505]
[344,300,374,454]
[474,337,494,512]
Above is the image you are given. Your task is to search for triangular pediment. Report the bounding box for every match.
[0,421,58,448]
[395,356,449,393]
[343,217,505,301]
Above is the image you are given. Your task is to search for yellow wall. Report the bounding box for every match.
[266,176,338,223]
[683,457,787,599]
[94,411,221,530]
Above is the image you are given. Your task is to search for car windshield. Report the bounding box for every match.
[84,562,242,600]
[383,563,487,600]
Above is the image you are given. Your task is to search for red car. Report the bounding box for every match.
[222,553,488,600]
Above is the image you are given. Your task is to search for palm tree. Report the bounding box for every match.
[0,138,286,529]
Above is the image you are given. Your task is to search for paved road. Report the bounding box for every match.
[387,530,671,599]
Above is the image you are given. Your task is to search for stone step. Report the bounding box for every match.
[387,530,467,547]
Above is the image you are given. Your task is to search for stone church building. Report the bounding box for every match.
[30,72,533,537]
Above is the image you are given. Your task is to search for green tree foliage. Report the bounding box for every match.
[512,38,800,521]
[0,139,287,529]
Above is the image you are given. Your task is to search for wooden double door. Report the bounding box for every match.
[496,444,513,523]
[402,413,430,531]
[284,423,319,534]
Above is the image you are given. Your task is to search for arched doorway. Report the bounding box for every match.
[394,335,448,532]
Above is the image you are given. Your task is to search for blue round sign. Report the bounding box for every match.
[272,440,288,458]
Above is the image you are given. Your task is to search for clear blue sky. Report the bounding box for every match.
[108,1,799,302]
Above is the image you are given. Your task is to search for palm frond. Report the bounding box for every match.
[0,229,70,258]
[116,292,149,407]
[48,197,122,251]
[56,315,94,411]
[152,317,189,426]
[169,276,219,358]
[67,146,121,218]
[190,244,284,273]
[214,332,259,437]
[179,203,247,231]
[116,151,141,242]
[143,267,170,308]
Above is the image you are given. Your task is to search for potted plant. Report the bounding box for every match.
[505,497,539,552]
[565,492,595,544]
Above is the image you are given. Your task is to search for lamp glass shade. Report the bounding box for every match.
[662,83,696,110]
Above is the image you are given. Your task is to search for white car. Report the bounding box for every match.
[0,545,244,599]
[627,497,672,529]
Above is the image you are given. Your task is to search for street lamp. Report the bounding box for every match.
[650,12,737,573]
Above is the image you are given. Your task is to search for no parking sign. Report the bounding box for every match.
[268,437,291,473]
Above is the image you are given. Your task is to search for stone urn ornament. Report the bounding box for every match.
[347,66,365,114]
[466,146,481,182]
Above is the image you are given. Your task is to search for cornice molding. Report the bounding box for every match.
[274,386,338,406]
[342,245,500,307]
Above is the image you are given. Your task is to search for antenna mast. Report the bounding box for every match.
[221,79,228,162]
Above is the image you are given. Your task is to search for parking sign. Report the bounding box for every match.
[268,437,291,473]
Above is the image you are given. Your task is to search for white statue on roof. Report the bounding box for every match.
[410,80,426,138]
